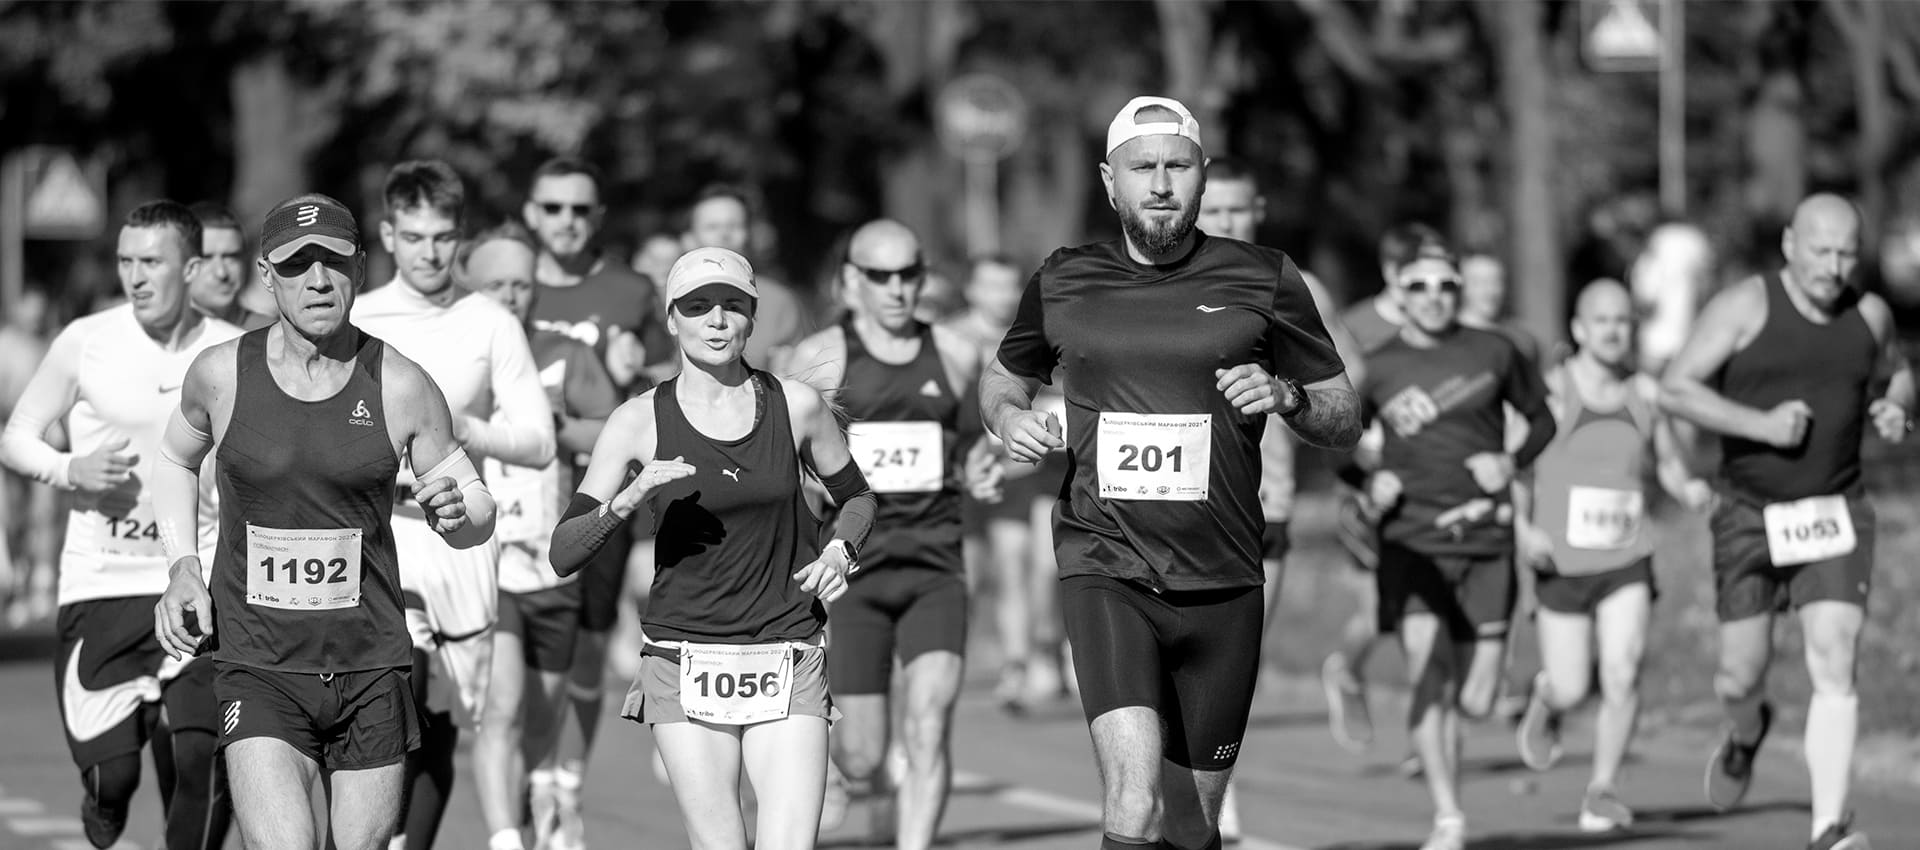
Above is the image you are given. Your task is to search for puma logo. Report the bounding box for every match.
[721,469,740,482]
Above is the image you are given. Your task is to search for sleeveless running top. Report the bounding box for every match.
[211,327,407,673]
[644,371,825,644]
[840,319,963,573]
[1717,272,1877,502]
[1532,365,1655,575]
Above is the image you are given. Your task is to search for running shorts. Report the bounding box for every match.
[56,596,216,768]
[1534,557,1655,616]
[214,663,419,771]
[498,584,583,673]
[1711,493,1873,622]
[1376,542,1515,641]
[826,567,968,695]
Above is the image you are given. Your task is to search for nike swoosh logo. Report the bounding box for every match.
[157,383,183,393]
[1195,305,1227,313]
[62,640,162,743]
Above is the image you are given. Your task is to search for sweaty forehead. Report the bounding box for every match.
[1111,133,1202,166]
[118,225,182,257]
[847,223,921,268]
[466,239,535,279]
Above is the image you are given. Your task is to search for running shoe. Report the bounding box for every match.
[529,772,560,850]
[995,661,1027,715]
[80,785,127,849]
[1321,653,1374,753]
[549,777,585,850]
[1809,812,1871,850]
[1419,814,1467,850]
[1398,750,1424,780]
[1578,786,1635,833]
[1705,701,1772,811]
[1516,672,1564,771]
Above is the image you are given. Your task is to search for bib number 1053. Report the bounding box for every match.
[1762,494,1857,567]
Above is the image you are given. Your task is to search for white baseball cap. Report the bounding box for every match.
[664,246,759,306]
[1104,96,1203,158]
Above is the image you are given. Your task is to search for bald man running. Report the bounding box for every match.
[1661,194,1911,850]
[786,220,991,850]
[1513,279,1712,832]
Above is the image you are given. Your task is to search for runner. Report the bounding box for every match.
[188,201,275,330]
[353,161,556,850]
[1357,235,1554,850]
[983,96,1359,850]
[457,223,622,850]
[1512,278,1713,832]
[682,183,817,368]
[1195,155,1365,839]
[151,191,495,850]
[522,156,665,844]
[1322,222,1442,756]
[1659,193,1910,850]
[785,220,992,850]
[1,200,242,850]
[548,246,876,850]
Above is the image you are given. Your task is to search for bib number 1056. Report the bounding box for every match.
[690,670,780,700]
[678,642,794,725]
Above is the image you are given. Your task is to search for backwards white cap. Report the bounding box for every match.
[1104,96,1203,158]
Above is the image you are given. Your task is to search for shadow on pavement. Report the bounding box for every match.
[820,820,1099,848]
[1245,709,1333,730]
[1316,827,1694,850]
[1634,798,1809,824]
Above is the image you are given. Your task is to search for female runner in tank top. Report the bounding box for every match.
[549,246,876,850]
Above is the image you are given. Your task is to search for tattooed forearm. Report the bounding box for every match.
[1286,386,1363,450]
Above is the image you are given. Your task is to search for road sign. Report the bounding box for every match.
[19,148,106,240]
[936,73,1028,162]
[1583,0,1665,73]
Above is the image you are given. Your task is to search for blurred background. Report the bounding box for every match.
[4,0,1920,746]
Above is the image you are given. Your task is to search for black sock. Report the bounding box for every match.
[1102,833,1154,849]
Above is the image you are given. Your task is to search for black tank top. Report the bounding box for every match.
[645,371,824,644]
[1717,272,1877,502]
[840,319,963,573]
[211,327,407,673]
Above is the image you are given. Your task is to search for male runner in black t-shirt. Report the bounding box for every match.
[982,96,1360,850]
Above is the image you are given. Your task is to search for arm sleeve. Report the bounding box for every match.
[994,264,1058,383]
[416,446,496,550]
[549,492,628,577]
[0,324,83,489]
[460,317,557,468]
[156,406,214,565]
[819,459,876,556]
[1266,252,1345,385]
[1502,339,1556,467]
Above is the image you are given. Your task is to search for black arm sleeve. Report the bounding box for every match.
[820,460,876,557]
[1503,341,1557,468]
[549,492,628,578]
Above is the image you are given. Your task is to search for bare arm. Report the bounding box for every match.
[1284,374,1363,450]
[979,358,1061,463]
[1861,292,1915,411]
[1659,280,1775,442]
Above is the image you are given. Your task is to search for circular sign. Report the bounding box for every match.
[936,73,1029,161]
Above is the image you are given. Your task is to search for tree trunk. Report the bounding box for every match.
[1156,0,1224,149]
[1494,0,1564,350]
[229,53,338,219]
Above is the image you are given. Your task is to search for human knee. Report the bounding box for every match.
[167,729,220,794]
[86,752,143,808]
[1457,685,1496,721]
[1103,781,1161,832]
[900,708,951,761]
[1597,657,1640,703]
[833,735,886,781]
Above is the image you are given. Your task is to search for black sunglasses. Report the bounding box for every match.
[536,202,596,218]
[1402,277,1461,296]
[852,261,926,285]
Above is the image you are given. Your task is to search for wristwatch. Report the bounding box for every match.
[1277,378,1308,418]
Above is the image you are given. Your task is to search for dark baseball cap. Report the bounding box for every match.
[260,194,360,264]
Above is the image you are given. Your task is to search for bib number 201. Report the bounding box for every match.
[1115,444,1183,473]
[1096,412,1211,501]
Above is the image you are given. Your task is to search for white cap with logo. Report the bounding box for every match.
[1104,96,1204,158]
[664,246,760,307]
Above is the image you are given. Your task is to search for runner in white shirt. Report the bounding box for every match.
[350,161,555,850]
[0,201,243,850]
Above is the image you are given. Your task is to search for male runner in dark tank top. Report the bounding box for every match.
[152,193,497,850]
[1661,193,1913,850]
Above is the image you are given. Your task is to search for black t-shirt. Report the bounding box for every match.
[996,234,1344,591]
[530,259,673,375]
[1361,326,1549,555]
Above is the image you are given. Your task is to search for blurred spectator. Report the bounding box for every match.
[630,231,684,310]
[1629,222,1713,376]
[681,184,815,369]
[1459,251,1544,365]
[187,201,274,330]
[912,265,965,325]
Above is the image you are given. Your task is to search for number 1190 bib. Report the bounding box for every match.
[1096,412,1211,501]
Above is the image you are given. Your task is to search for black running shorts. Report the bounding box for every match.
[826,567,968,695]
[214,663,419,771]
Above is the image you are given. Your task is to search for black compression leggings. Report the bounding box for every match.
[396,648,459,850]
[159,728,231,850]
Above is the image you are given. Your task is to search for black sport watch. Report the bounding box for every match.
[1277,378,1308,419]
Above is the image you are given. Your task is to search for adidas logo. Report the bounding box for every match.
[919,379,943,398]
[348,398,375,427]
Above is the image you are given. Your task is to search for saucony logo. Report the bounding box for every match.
[1195,305,1227,313]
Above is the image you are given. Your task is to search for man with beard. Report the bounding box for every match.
[188,202,275,331]
[1661,194,1910,850]
[982,96,1360,850]
[681,184,816,369]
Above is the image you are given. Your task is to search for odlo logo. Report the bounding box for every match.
[348,398,375,427]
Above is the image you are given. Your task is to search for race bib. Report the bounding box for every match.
[94,504,164,560]
[848,421,944,494]
[1763,495,1856,567]
[677,643,794,725]
[1096,412,1211,501]
[245,525,362,610]
[1564,486,1644,550]
[490,461,558,545]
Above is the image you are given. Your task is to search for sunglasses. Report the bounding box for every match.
[1402,277,1461,296]
[536,202,596,218]
[852,261,925,285]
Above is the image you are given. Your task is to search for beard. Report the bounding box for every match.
[1118,201,1199,258]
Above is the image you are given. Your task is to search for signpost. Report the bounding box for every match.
[936,73,1028,257]
[1583,0,1684,216]
[1,146,108,316]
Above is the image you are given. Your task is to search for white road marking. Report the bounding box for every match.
[8,815,81,835]
[0,798,46,815]
[953,770,1306,850]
